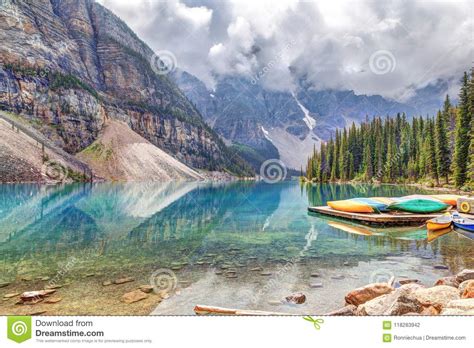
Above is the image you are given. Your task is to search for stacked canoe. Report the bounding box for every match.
[327,194,463,214]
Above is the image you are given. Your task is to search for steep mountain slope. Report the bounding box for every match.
[173,70,445,170]
[77,120,204,181]
[0,113,88,183]
[0,0,252,177]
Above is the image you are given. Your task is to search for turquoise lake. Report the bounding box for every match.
[0,182,473,315]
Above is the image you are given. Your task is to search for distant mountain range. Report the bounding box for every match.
[172,70,451,170]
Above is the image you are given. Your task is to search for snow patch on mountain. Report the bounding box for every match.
[266,127,322,170]
[293,92,316,130]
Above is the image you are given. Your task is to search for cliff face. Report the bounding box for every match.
[0,0,252,176]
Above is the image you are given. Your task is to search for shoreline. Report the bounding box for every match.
[302,179,471,195]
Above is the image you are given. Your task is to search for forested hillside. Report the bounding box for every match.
[305,69,474,190]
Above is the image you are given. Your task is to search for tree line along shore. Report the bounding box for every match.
[304,69,474,191]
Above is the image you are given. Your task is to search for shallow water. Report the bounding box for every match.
[0,182,473,315]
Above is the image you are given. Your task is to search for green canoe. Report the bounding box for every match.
[388,198,449,214]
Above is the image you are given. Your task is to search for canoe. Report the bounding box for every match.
[452,216,474,232]
[371,197,396,205]
[388,198,449,214]
[426,213,452,231]
[327,199,374,213]
[353,198,390,212]
[427,227,452,243]
[429,194,465,206]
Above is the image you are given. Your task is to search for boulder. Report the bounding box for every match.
[413,285,459,310]
[459,280,474,299]
[325,304,357,316]
[440,299,474,315]
[455,269,474,284]
[434,276,459,288]
[356,283,423,316]
[345,283,393,306]
[285,292,306,304]
[121,290,148,304]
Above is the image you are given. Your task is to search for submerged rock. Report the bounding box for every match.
[260,272,272,276]
[122,290,148,304]
[102,281,113,286]
[345,283,393,306]
[45,297,63,304]
[285,292,306,304]
[114,277,135,285]
[4,293,20,299]
[399,279,420,285]
[310,282,323,288]
[21,290,56,301]
[455,269,474,283]
[0,282,10,288]
[331,275,345,280]
[139,285,154,294]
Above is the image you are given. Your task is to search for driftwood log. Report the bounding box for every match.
[194,305,290,316]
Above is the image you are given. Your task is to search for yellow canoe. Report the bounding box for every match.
[426,213,452,231]
[327,200,374,213]
[429,194,465,206]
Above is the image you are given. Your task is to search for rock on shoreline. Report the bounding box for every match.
[327,269,474,316]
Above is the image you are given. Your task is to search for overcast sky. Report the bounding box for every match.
[99,0,473,101]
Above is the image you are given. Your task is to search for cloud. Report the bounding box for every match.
[100,0,473,100]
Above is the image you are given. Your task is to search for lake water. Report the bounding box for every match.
[0,182,473,315]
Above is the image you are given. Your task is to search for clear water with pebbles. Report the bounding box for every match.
[0,182,473,314]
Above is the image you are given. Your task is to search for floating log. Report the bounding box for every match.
[194,305,290,316]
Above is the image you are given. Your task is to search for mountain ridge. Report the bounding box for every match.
[0,0,253,180]
[172,69,449,170]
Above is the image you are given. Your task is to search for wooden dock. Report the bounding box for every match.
[308,205,442,226]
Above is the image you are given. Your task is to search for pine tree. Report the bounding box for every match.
[427,119,438,184]
[435,109,450,184]
[453,72,471,188]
